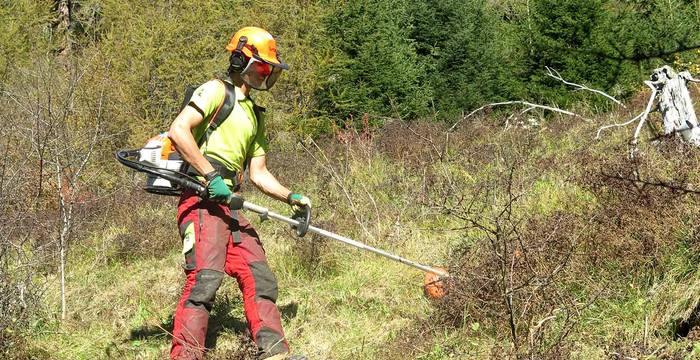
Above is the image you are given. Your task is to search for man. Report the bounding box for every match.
[167,26,310,360]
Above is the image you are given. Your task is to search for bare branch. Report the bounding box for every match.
[601,171,700,196]
[449,101,588,132]
[680,70,700,84]
[545,66,625,107]
[595,111,646,140]
[630,81,659,149]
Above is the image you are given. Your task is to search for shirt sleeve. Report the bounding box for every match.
[188,80,225,120]
[249,112,269,158]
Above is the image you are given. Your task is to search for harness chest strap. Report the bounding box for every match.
[198,80,237,147]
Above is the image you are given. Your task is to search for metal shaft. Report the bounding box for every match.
[242,201,448,277]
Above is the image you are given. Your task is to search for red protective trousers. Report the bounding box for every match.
[170,191,288,360]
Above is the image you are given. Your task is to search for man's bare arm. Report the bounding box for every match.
[248,155,291,202]
[168,106,215,177]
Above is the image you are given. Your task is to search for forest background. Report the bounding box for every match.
[5,0,700,359]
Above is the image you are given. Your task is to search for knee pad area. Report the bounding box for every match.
[250,262,279,303]
[186,269,224,311]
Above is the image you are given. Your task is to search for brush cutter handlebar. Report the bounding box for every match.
[292,206,311,237]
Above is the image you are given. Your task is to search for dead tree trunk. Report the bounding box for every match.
[650,66,700,145]
[597,65,700,150]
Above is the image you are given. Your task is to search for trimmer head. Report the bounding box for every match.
[423,267,448,299]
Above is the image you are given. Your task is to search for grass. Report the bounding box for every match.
[18,117,700,359]
[27,186,445,359]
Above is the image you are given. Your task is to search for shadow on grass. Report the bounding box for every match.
[128,296,299,350]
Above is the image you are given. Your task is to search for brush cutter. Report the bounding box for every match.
[116,149,449,298]
[229,194,449,297]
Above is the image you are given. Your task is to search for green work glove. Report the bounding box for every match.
[206,172,231,204]
[287,193,311,213]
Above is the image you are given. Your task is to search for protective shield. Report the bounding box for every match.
[240,57,283,90]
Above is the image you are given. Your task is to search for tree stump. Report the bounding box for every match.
[650,65,700,145]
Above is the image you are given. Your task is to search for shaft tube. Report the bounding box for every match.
[242,201,448,277]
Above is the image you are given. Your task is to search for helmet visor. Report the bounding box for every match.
[240,57,283,90]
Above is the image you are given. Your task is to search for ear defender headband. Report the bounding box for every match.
[228,36,249,74]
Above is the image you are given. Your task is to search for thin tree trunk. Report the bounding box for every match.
[60,204,72,320]
[60,231,66,320]
[55,157,72,320]
[55,0,72,55]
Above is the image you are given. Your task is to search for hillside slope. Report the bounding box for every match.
[13,107,700,359]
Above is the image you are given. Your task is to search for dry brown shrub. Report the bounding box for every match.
[432,211,585,356]
[579,140,700,274]
[376,121,448,169]
[417,125,589,357]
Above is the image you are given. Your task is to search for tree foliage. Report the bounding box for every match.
[315,0,431,124]
[4,0,699,133]
[413,0,525,118]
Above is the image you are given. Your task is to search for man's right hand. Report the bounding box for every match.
[206,172,232,203]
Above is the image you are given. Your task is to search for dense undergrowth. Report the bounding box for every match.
[6,107,700,359]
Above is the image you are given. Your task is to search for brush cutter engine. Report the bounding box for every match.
[138,133,185,195]
[116,133,206,197]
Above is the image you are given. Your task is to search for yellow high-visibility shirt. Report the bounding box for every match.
[188,80,268,175]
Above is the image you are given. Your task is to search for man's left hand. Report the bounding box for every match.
[287,193,311,213]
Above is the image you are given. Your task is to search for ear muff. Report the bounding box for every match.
[228,36,248,74]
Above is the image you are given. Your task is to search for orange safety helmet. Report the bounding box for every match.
[226,26,288,69]
[226,27,288,90]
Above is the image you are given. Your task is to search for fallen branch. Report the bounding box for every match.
[595,111,646,140]
[545,66,625,107]
[602,171,700,196]
[449,101,588,132]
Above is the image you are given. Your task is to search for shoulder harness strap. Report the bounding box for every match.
[196,80,236,147]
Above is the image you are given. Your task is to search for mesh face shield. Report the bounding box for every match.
[240,57,283,90]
